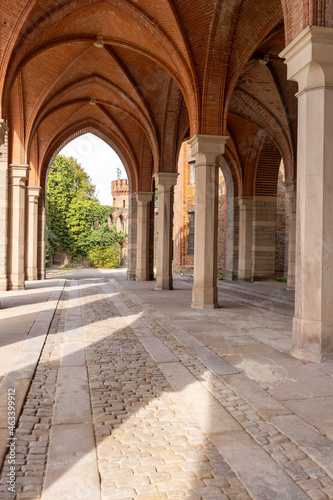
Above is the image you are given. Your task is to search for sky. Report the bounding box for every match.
[59,133,127,205]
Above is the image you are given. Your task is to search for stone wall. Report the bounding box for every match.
[275,167,288,277]
[217,171,226,277]
[127,193,137,280]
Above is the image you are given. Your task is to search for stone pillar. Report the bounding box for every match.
[0,121,9,291]
[238,196,253,281]
[8,164,29,290]
[136,191,153,281]
[149,195,155,281]
[285,181,296,290]
[281,26,333,361]
[224,197,239,280]
[154,172,178,290]
[251,196,277,281]
[37,190,46,280]
[188,134,228,309]
[127,192,137,280]
[25,186,41,280]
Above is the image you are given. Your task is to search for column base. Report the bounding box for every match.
[127,269,136,280]
[8,282,26,291]
[155,276,173,290]
[0,278,7,291]
[238,267,251,281]
[291,316,333,362]
[286,276,295,290]
[251,272,276,281]
[136,274,150,281]
[223,270,237,281]
[191,286,218,309]
[38,269,46,280]
[26,269,38,281]
[290,347,326,363]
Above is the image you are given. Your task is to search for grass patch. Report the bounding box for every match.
[277,277,287,283]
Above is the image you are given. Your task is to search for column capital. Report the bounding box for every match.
[27,186,42,203]
[153,172,179,188]
[8,164,29,184]
[284,179,296,194]
[135,191,153,204]
[238,196,253,208]
[188,134,229,167]
[0,119,9,145]
[280,26,333,93]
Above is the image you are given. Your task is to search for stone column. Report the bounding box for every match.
[127,192,137,280]
[188,134,228,309]
[25,186,41,280]
[154,172,179,290]
[224,197,239,280]
[285,181,296,290]
[37,190,46,280]
[238,196,253,281]
[251,196,277,281]
[0,120,9,291]
[136,191,153,281]
[8,164,29,290]
[281,26,333,361]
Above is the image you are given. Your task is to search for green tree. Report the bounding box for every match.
[46,155,126,265]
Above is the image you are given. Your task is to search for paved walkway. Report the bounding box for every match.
[0,270,332,499]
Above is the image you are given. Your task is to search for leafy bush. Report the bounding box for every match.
[87,244,122,268]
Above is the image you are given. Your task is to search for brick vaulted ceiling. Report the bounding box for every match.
[0,0,319,193]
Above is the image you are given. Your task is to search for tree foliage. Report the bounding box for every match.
[47,155,126,264]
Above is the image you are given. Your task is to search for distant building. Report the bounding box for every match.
[111,179,129,265]
[111,179,129,233]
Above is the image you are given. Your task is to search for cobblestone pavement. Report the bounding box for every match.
[109,280,333,500]
[82,280,251,500]
[0,277,332,500]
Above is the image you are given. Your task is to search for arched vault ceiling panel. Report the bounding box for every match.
[235,61,290,135]
[12,0,190,63]
[226,0,283,83]
[20,42,91,123]
[5,2,193,98]
[228,91,293,175]
[48,83,131,110]
[170,0,219,81]
[110,47,174,136]
[45,47,149,112]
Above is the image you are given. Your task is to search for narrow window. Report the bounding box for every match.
[188,212,195,256]
[189,164,195,185]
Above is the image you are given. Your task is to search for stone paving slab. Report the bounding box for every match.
[42,424,100,500]
[53,366,91,425]
[61,342,86,366]
[139,336,179,364]
[271,415,333,478]
[223,373,292,419]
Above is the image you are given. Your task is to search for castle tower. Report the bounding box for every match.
[111,179,129,209]
[110,179,129,234]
